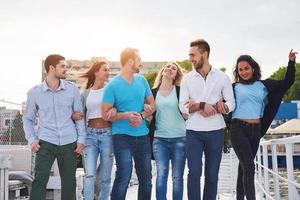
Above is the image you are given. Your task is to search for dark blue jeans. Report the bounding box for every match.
[230,119,261,200]
[153,137,186,200]
[111,134,152,200]
[186,129,224,200]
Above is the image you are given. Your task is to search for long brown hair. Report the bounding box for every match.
[152,61,184,89]
[81,60,109,89]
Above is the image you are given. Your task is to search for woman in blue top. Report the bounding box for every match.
[229,50,297,200]
[149,61,186,200]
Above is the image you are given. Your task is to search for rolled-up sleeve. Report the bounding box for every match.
[73,87,86,144]
[22,89,38,145]
[223,76,235,113]
[179,76,190,115]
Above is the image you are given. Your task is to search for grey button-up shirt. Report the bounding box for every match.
[23,80,86,145]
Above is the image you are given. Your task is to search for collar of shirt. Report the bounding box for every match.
[191,67,216,78]
[42,79,66,92]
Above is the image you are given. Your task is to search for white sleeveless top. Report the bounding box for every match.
[86,88,104,120]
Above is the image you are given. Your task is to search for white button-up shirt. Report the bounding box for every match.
[179,68,235,131]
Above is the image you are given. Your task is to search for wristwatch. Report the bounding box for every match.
[140,113,144,120]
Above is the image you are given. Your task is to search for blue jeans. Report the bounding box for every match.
[153,137,186,200]
[83,127,114,200]
[186,129,224,200]
[111,134,152,200]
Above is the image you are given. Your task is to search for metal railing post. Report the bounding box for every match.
[285,143,298,199]
[262,145,270,197]
[271,144,280,199]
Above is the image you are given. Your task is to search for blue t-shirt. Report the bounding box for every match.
[232,81,268,119]
[102,74,152,136]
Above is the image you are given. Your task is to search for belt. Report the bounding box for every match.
[232,118,260,127]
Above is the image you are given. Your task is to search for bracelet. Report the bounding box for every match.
[140,113,144,120]
[199,102,205,110]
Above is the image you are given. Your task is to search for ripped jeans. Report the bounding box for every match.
[83,127,114,200]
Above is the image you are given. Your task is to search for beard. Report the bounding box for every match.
[194,56,204,71]
[131,66,139,73]
[131,62,140,73]
[55,72,66,79]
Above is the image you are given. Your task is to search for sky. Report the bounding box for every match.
[0,0,299,104]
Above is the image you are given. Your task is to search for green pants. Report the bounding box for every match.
[30,140,77,200]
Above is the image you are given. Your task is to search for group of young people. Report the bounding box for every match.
[23,38,297,200]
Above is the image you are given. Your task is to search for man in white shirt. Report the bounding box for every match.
[179,39,235,200]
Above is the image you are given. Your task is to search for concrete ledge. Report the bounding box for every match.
[0,155,12,169]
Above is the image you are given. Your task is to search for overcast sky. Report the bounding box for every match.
[0,0,299,104]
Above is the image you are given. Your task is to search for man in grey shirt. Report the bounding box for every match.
[23,54,86,200]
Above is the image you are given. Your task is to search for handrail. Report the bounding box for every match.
[0,99,21,106]
[255,180,275,200]
[255,161,300,187]
[260,135,300,145]
[255,134,300,200]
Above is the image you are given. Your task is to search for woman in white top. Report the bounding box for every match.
[78,60,115,200]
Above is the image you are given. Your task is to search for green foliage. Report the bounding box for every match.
[219,67,227,72]
[177,60,193,72]
[143,70,159,89]
[270,63,300,101]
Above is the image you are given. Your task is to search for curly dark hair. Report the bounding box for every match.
[233,55,262,84]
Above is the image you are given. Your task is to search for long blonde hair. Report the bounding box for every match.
[152,61,184,89]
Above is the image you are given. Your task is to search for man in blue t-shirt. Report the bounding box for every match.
[102,47,155,200]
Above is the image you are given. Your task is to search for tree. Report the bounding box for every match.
[143,70,159,89]
[269,63,300,101]
[219,67,227,73]
[177,60,192,72]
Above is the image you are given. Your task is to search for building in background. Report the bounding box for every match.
[41,57,167,90]
[0,106,19,134]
